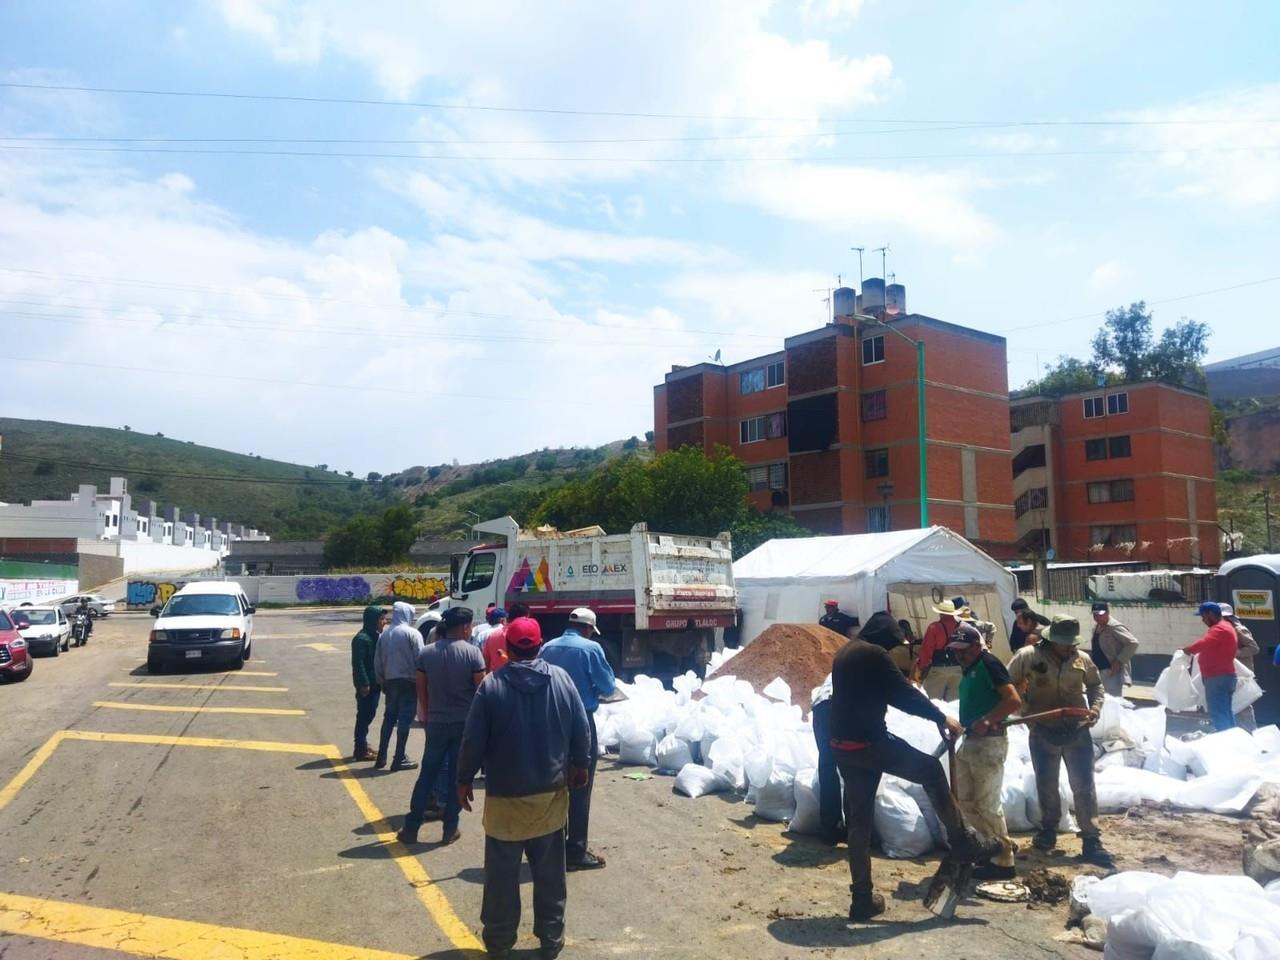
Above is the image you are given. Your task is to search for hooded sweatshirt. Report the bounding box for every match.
[457,658,590,798]
[351,604,383,690]
[373,601,423,685]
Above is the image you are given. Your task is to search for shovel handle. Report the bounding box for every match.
[1003,707,1093,727]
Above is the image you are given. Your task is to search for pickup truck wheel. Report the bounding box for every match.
[146,655,163,674]
[230,643,245,670]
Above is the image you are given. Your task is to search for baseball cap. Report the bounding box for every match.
[505,616,543,651]
[1011,597,1030,612]
[950,596,969,610]
[488,606,507,624]
[568,607,601,635]
[441,606,474,629]
[1091,601,1109,614]
[1047,615,1081,644]
[1220,603,1236,618]
[824,598,839,608]
[946,622,982,649]
[1196,601,1222,617]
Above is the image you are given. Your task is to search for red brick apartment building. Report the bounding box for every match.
[1009,381,1219,565]
[653,288,1017,554]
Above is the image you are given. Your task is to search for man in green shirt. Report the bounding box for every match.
[350,605,387,761]
[949,623,1022,880]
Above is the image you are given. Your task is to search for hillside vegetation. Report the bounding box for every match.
[0,418,388,539]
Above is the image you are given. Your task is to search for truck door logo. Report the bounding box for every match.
[508,557,554,593]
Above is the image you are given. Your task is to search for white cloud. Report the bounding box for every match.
[1118,85,1280,207]
[726,163,999,246]
[1087,260,1124,291]
[801,0,864,24]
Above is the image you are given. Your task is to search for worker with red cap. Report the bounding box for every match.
[457,616,591,959]
[819,599,860,638]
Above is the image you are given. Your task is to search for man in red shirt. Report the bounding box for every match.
[914,600,962,700]
[1183,602,1239,731]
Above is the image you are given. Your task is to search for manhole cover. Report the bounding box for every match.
[975,880,1030,902]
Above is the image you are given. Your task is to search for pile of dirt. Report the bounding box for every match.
[1023,867,1071,904]
[709,623,846,709]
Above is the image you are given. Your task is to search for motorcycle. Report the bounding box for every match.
[72,612,92,647]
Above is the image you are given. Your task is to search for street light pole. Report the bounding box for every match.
[857,314,929,528]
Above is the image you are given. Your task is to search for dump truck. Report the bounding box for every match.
[426,516,737,677]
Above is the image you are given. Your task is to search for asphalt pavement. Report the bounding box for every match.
[0,608,1107,959]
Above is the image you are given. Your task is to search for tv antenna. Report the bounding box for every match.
[851,247,865,288]
[812,287,833,323]
[873,244,890,282]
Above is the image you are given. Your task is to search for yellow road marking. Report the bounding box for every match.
[109,681,289,693]
[0,735,64,814]
[328,756,484,951]
[61,730,334,755]
[297,642,337,652]
[92,701,305,716]
[0,891,419,960]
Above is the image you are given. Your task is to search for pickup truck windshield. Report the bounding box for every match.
[163,594,240,617]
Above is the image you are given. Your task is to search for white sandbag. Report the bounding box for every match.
[901,780,947,848]
[1183,727,1262,777]
[1151,943,1234,960]
[754,770,797,822]
[1022,763,1078,833]
[1001,779,1034,832]
[1007,723,1032,763]
[708,736,747,790]
[789,767,823,835]
[743,746,772,804]
[1104,908,1180,960]
[618,726,658,766]
[655,734,694,773]
[1092,695,1134,744]
[874,782,934,858]
[706,646,741,675]
[1155,651,1199,711]
[672,671,701,704]
[1254,725,1280,754]
[1095,766,1179,811]
[1190,657,1265,715]
[1172,768,1265,814]
[1070,874,1100,921]
[762,677,792,703]
[1087,871,1171,922]
[596,711,620,750]
[674,762,731,798]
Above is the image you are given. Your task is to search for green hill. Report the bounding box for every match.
[0,418,387,539]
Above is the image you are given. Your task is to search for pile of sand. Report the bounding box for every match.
[708,623,846,710]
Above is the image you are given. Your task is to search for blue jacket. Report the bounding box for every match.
[539,631,616,713]
[457,658,590,798]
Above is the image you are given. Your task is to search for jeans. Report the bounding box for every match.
[955,734,1013,867]
[377,678,417,763]
[353,685,381,755]
[1028,726,1098,839]
[1102,670,1125,699]
[1203,674,1237,732]
[567,712,598,862]
[481,828,567,954]
[834,733,966,899]
[811,699,843,836]
[405,721,466,835]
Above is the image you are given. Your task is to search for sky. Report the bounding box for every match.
[1,1,1278,475]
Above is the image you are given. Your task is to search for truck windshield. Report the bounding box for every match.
[461,553,496,593]
[163,594,240,617]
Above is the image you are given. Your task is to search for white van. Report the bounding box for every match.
[148,581,255,673]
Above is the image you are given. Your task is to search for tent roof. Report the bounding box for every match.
[734,526,961,581]
[1219,554,1280,578]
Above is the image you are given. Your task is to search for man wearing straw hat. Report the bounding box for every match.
[914,599,964,700]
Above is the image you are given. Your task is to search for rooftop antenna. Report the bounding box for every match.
[874,244,890,282]
[708,348,722,365]
[812,287,833,323]
[851,247,865,288]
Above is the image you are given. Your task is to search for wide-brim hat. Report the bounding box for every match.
[1047,615,1081,643]
[931,600,960,617]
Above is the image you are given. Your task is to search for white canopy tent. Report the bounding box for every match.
[733,526,1021,656]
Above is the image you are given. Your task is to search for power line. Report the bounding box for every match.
[5,81,1277,126]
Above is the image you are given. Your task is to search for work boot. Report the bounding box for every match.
[374,751,387,769]
[390,758,418,772]
[949,828,1003,864]
[420,803,444,823]
[566,850,606,871]
[848,892,886,921]
[356,747,377,762]
[395,826,420,846]
[441,828,462,846]
[972,860,1017,881]
[1032,829,1058,852]
[1081,837,1116,869]
[539,938,565,959]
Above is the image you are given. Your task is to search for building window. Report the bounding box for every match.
[867,505,890,533]
[1107,392,1129,415]
[1090,524,1137,548]
[1087,478,1136,504]
[739,368,765,395]
[766,360,785,388]
[768,462,788,490]
[1108,435,1131,458]
[740,413,786,444]
[861,390,887,421]
[865,448,890,478]
[1083,396,1105,419]
[862,335,885,365]
[1085,435,1131,460]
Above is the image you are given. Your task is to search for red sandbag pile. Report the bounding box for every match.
[708,623,846,710]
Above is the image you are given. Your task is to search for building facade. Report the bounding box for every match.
[1010,381,1219,565]
[654,290,1017,554]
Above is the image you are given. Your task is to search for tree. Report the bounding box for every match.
[323,504,419,568]
[33,460,55,476]
[622,435,640,450]
[1028,355,1108,396]
[1091,303,1154,381]
[366,471,382,483]
[122,425,131,432]
[728,510,811,559]
[136,477,160,494]
[644,430,655,443]
[535,452,558,472]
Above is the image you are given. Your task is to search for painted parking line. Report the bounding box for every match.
[121,668,280,677]
[0,730,484,953]
[0,891,420,960]
[92,701,306,717]
[109,682,289,693]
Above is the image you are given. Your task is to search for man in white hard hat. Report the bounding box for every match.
[540,607,617,871]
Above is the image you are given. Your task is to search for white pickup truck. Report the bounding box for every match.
[427,516,737,677]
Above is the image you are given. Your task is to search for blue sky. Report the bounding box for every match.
[2,1,1277,473]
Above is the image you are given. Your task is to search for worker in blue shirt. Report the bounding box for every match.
[540,607,616,871]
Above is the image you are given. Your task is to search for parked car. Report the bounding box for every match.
[0,608,33,682]
[59,594,116,619]
[14,606,71,656]
[148,581,255,673]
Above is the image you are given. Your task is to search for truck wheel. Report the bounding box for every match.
[51,642,60,658]
[230,643,245,670]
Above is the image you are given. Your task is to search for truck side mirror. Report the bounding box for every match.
[150,606,162,618]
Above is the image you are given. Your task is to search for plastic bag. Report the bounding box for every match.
[754,770,797,822]
[617,718,658,766]
[789,767,822,835]
[1155,652,1199,711]
[674,762,731,798]
[762,677,792,703]
[1183,727,1261,777]
[655,734,694,773]
[873,781,934,858]
[1022,764,1078,833]
[1001,778,1034,832]
[1189,658,1264,715]
[708,736,747,790]
[1254,725,1280,754]
[1092,696,1133,744]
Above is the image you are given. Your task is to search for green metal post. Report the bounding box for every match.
[916,340,929,528]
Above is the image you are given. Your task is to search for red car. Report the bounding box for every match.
[0,607,33,682]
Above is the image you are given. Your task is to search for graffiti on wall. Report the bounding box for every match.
[383,575,448,603]
[295,576,372,603]
[126,580,181,607]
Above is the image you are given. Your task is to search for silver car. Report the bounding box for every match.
[58,594,116,619]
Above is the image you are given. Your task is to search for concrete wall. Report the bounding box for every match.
[125,571,450,608]
[115,540,223,576]
[1034,596,1204,682]
[78,553,125,590]
[0,577,79,605]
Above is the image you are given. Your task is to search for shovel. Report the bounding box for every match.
[923,734,972,919]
